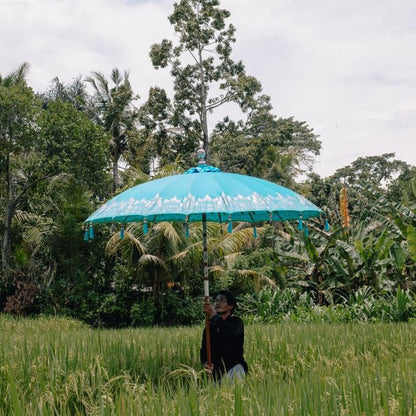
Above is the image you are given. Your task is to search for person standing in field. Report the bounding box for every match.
[200,290,248,382]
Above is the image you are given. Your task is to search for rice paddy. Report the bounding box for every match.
[1,314,416,415]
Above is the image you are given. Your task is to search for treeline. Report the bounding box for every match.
[1,0,415,326]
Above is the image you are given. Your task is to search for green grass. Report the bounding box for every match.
[1,314,416,415]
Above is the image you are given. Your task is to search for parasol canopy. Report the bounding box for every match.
[85,164,323,226]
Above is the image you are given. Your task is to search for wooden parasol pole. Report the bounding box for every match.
[202,213,212,367]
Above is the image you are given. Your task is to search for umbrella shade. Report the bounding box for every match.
[85,165,323,225]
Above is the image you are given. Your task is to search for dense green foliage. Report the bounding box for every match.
[0,0,415,326]
[2,315,416,415]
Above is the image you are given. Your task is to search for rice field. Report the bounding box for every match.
[1,314,416,415]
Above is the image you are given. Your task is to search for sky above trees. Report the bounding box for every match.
[1,0,415,177]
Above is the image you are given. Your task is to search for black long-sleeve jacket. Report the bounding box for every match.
[200,314,248,380]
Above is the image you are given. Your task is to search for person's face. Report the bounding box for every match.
[214,294,233,315]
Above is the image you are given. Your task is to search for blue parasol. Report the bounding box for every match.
[85,148,325,365]
[86,152,323,225]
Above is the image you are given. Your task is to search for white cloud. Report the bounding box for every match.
[1,0,172,90]
[1,0,415,177]
[226,0,416,175]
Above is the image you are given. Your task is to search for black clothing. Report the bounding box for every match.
[200,314,248,380]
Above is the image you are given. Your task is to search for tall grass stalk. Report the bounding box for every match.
[1,314,416,415]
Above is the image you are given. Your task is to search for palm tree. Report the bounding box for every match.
[86,69,139,193]
[42,76,88,111]
[106,221,185,311]
[105,219,265,315]
[0,62,30,87]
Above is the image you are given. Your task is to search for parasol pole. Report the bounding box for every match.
[202,213,212,367]
[197,146,212,367]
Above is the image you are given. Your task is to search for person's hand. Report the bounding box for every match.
[203,301,216,318]
[204,362,214,373]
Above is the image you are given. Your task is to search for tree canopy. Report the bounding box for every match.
[147,0,266,163]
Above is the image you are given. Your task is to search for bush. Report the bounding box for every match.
[157,290,202,326]
[238,287,416,324]
[130,296,155,326]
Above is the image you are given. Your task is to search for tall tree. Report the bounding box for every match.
[211,113,321,188]
[137,86,199,168]
[0,64,42,278]
[330,153,409,191]
[38,100,110,196]
[307,153,413,216]
[148,0,264,162]
[18,96,110,317]
[86,69,138,192]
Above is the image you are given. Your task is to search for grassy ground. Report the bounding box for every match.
[1,314,416,415]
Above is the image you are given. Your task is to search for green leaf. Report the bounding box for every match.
[407,225,416,262]
[390,245,406,270]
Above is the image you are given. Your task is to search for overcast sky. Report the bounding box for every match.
[2,0,415,177]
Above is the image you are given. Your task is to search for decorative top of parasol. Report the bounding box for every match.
[197,147,206,165]
[185,147,222,174]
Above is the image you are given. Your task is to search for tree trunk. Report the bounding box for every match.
[2,146,13,281]
[200,105,209,162]
[1,203,14,282]
[110,137,120,193]
[198,46,210,162]
[112,158,119,193]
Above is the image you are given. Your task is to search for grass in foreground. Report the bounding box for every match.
[1,314,416,415]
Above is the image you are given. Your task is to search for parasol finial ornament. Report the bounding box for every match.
[197,147,206,165]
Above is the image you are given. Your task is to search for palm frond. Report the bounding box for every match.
[111,68,122,86]
[13,210,43,225]
[106,226,146,258]
[170,240,202,262]
[223,252,242,269]
[209,264,225,274]
[86,71,111,104]
[138,254,167,270]
[1,62,30,86]
[276,248,310,263]
[214,227,258,255]
[236,269,276,288]
[149,222,182,253]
